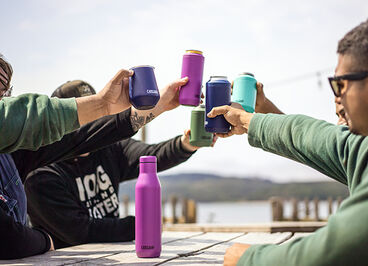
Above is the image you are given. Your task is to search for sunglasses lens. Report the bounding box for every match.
[331,80,340,96]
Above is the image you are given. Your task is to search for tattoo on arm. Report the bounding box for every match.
[146,113,155,124]
[130,110,155,132]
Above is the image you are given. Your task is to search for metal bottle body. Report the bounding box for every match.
[205,76,231,133]
[190,105,213,147]
[135,156,161,258]
[179,50,205,106]
[129,66,160,110]
[232,72,257,113]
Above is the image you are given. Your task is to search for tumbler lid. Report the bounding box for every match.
[130,65,155,70]
[185,49,203,55]
[239,72,254,77]
[210,76,228,81]
[140,156,157,163]
[193,104,206,111]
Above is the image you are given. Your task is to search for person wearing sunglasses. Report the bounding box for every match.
[207,20,368,266]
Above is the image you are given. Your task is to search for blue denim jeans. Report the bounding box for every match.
[0,153,27,225]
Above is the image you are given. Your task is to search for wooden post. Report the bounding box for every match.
[123,195,129,217]
[313,197,319,221]
[162,198,166,224]
[182,198,189,223]
[328,197,333,216]
[291,198,299,221]
[304,198,310,220]
[187,199,197,223]
[337,196,343,208]
[141,126,146,143]
[270,197,284,221]
[171,196,178,224]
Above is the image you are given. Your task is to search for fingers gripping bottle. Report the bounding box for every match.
[135,156,162,258]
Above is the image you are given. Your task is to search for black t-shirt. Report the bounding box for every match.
[0,109,136,259]
[25,133,194,249]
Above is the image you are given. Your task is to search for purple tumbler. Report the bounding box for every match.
[135,156,162,258]
[179,50,205,106]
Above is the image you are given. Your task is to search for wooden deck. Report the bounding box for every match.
[1,223,322,265]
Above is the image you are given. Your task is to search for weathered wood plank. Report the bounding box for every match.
[0,232,203,266]
[163,222,326,233]
[162,232,292,265]
[84,232,244,265]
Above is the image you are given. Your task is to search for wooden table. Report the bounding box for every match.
[1,230,313,265]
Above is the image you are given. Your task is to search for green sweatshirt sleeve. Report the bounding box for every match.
[238,113,368,266]
[0,94,79,153]
[248,113,354,185]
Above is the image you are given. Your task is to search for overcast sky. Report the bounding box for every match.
[1,0,368,182]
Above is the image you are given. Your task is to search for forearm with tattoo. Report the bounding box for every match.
[130,109,156,132]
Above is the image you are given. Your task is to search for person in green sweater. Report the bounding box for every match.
[0,53,136,152]
[0,53,190,258]
[208,19,368,266]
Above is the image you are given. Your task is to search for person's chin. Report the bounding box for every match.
[349,125,368,136]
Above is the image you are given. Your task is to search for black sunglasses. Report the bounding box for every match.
[328,71,368,97]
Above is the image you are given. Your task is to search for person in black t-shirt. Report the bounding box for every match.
[25,80,217,249]
[1,75,189,259]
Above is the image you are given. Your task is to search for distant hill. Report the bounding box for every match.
[119,173,349,202]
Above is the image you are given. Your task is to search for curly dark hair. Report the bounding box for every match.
[337,19,368,69]
[0,53,13,88]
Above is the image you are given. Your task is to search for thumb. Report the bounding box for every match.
[184,129,191,137]
[207,105,230,118]
[111,69,134,85]
[173,77,189,88]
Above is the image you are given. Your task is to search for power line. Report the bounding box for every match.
[267,67,334,88]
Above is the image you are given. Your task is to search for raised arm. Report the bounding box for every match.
[0,69,133,153]
[115,136,195,181]
[12,108,137,181]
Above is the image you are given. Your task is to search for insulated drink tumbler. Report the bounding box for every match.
[205,76,231,133]
[179,50,205,106]
[232,72,257,113]
[129,65,160,110]
[190,105,213,147]
[135,156,161,258]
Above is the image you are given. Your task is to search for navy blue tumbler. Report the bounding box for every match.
[205,76,231,133]
[129,65,160,110]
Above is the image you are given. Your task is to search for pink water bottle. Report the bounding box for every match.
[179,49,205,106]
[135,156,162,258]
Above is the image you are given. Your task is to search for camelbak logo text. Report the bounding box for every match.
[141,245,154,249]
[146,89,158,94]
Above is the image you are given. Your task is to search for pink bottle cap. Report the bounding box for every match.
[140,156,157,163]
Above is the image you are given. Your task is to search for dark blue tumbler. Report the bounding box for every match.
[129,65,160,110]
[205,76,231,133]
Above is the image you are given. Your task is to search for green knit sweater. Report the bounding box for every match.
[0,94,79,153]
[238,113,368,266]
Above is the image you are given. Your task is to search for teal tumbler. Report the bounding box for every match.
[232,72,257,113]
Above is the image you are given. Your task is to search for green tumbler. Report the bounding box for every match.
[189,105,213,147]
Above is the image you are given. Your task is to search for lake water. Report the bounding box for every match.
[120,200,340,223]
